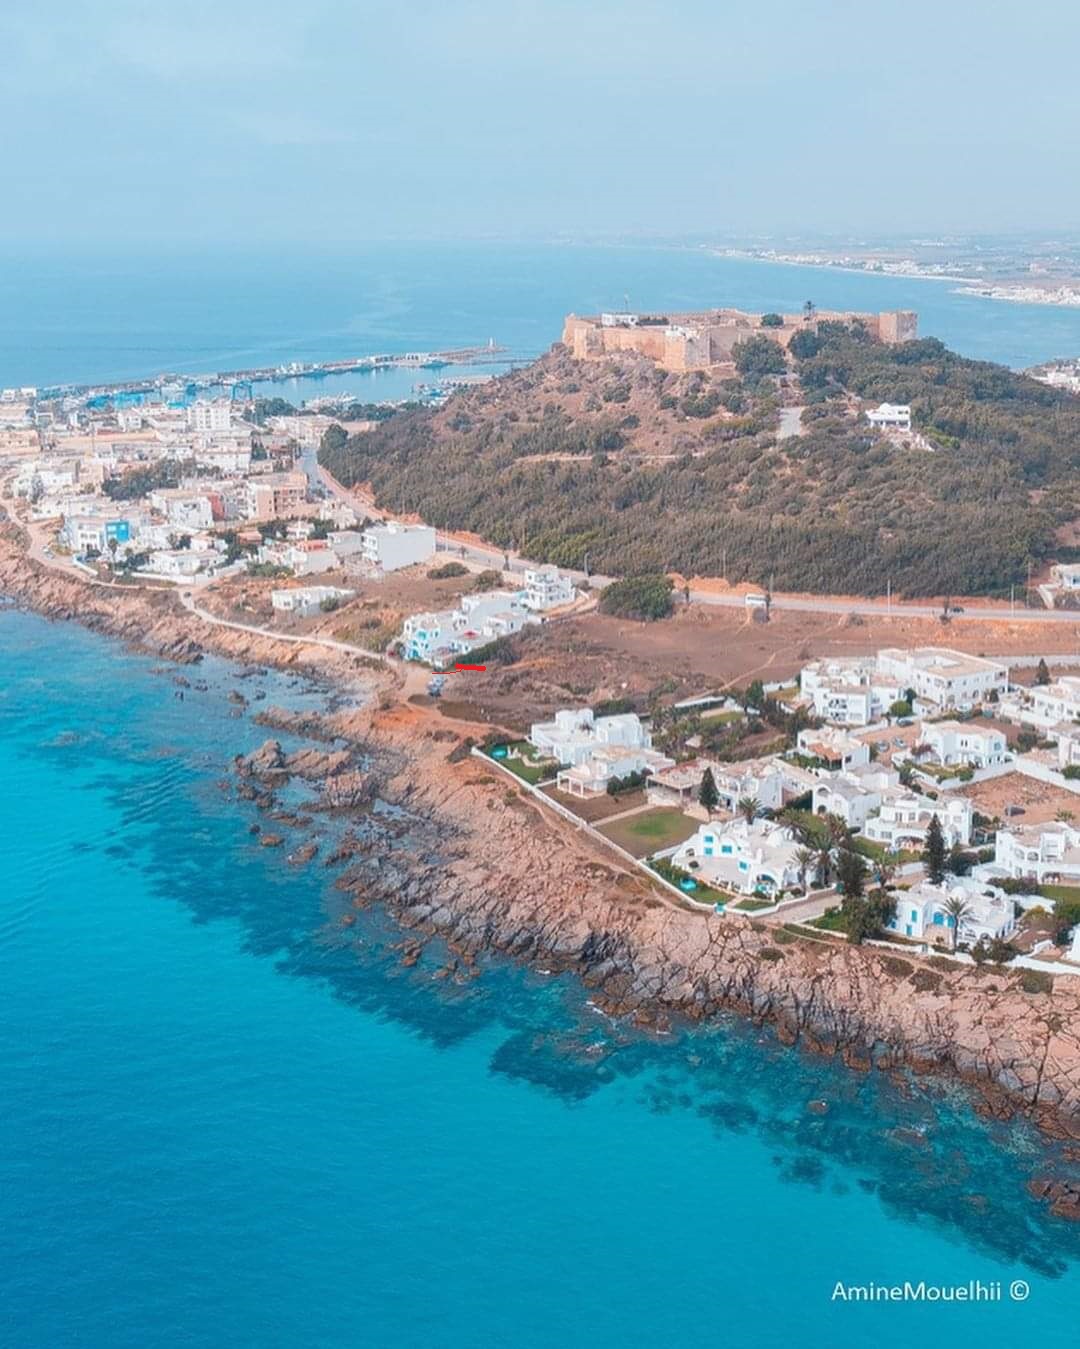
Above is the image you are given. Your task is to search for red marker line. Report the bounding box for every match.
[455,663,487,671]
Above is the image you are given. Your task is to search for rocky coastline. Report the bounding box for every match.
[4,527,1080,1191]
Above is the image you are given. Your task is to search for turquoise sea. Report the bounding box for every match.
[3,609,1080,1347]
[5,244,1080,1345]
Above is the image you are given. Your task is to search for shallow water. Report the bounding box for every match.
[1,609,1079,1347]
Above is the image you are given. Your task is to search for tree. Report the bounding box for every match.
[698,767,719,812]
[733,335,787,379]
[836,846,867,901]
[923,814,947,884]
[760,312,784,328]
[788,328,822,360]
[1036,658,1051,686]
[875,850,900,889]
[598,574,674,621]
[794,846,816,891]
[737,795,760,824]
[840,888,897,944]
[941,895,972,951]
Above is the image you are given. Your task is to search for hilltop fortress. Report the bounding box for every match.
[562,306,917,372]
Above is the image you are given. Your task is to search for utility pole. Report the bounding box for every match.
[886,578,891,615]
[1010,584,1015,616]
[722,547,727,582]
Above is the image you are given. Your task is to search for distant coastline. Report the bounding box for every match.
[711,247,1080,310]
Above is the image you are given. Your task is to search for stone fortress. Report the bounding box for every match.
[561,306,918,373]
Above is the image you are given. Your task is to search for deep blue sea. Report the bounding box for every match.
[5,244,1080,1345]
[3,610,1080,1347]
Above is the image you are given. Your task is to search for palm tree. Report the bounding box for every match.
[777,806,811,841]
[876,850,900,890]
[941,896,972,952]
[814,840,833,888]
[825,812,851,848]
[737,795,761,825]
[794,846,815,892]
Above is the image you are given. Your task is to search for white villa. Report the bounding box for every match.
[556,744,675,797]
[529,709,652,765]
[863,790,973,850]
[875,648,1008,711]
[521,565,575,612]
[798,657,890,725]
[528,708,673,796]
[271,585,355,617]
[671,818,803,897]
[919,720,1009,768]
[795,726,871,771]
[994,821,1080,885]
[402,590,528,665]
[812,765,899,831]
[866,402,912,431]
[886,877,1016,944]
[999,676,1080,738]
[1058,727,1080,772]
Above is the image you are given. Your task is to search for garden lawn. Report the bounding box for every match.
[484,741,555,785]
[598,808,699,857]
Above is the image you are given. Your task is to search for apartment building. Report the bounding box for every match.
[361,521,437,572]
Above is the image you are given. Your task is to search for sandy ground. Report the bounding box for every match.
[959,772,1080,826]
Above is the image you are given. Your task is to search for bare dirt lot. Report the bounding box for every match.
[436,603,1080,734]
[959,772,1080,826]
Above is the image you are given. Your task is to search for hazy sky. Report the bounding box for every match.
[5,1,1080,246]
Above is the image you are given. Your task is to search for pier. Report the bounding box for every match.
[40,342,509,404]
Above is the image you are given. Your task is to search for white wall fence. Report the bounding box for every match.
[471,748,718,913]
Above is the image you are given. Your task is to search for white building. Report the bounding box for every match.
[256,539,339,577]
[1000,677,1080,738]
[402,589,528,666]
[875,648,1008,711]
[672,819,803,897]
[886,877,1016,944]
[529,709,653,766]
[60,510,148,558]
[863,790,973,850]
[798,657,888,726]
[521,565,575,612]
[920,720,1009,768]
[186,400,233,434]
[1051,563,1080,591]
[361,521,436,572]
[812,765,900,831]
[866,402,912,431]
[195,444,252,475]
[556,744,674,797]
[994,821,1080,885]
[795,726,871,771]
[142,548,221,579]
[271,585,355,617]
[148,488,216,530]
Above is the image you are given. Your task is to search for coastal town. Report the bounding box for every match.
[5,293,1080,1207]
[5,308,1080,1002]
